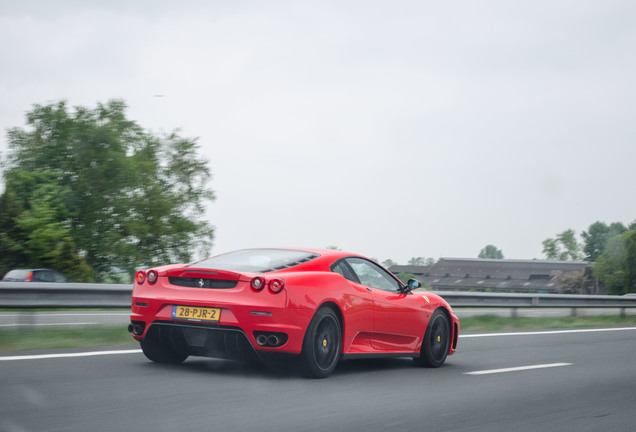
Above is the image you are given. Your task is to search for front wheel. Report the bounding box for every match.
[414,309,451,368]
[299,307,342,378]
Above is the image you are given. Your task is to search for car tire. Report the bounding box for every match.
[299,307,341,378]
[414,309,450,368]
[140,326,189,364]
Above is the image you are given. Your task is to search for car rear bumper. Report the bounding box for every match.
[130,295,315,357]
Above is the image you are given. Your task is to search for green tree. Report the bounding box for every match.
[382,259,397,268]
[406,257,435,266]
[478,245,504,259]
[582,221,627,261]
[1,100,215,280]
[542,229,583,261]
[582,222,610,262]
[0,188,28,273]
[593,230,636,294]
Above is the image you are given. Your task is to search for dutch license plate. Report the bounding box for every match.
[171,305,220,322]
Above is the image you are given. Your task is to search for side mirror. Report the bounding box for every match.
[402,278,422,293]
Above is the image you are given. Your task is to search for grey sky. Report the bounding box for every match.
[1,0,635,264]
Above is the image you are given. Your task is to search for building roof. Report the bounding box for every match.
[390,258,592,293]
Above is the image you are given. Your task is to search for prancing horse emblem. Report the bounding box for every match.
[197,278,205,288]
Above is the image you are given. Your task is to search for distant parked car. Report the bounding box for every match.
[1,269,71,283]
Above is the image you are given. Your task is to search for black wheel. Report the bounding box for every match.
[140,326,189,364]
[414,309,451,368]
[299,307,342,378]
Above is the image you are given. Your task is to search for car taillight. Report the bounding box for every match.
[251,277,265,291]
[135,271,146,284]
[251,277,285,293]
[147,270,158,284]
[269,278,285,293]
[25,271,33,282]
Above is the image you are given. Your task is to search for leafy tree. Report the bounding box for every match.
[608,222,628,237]
[0,188,28,272]
[407,257,435,266]
[542,229,583,261]
[582,222,610,262]
[593,230,636,294]
[382,259,397,268]
[52,237,94,282]
[478,245,504,259]
[582,221,627,261]
[1,100,215,280]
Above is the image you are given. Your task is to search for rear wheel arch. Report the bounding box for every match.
[319,301,344,328]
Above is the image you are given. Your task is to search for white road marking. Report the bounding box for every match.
[465,362,573,375]
[0,349,141,361]
[460,327,636,338]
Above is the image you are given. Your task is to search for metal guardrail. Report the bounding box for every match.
[430,291,636,316]
[430,291,636,308]
[1,282,636,313]
[0,282,132,308]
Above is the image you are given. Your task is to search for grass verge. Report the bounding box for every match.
[460,314,636,332]
[1,314,636,352]
[0,326,136,352]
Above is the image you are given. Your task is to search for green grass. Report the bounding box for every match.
[1,315,636,353]
[460,314,636,333]
[0,326,136,352]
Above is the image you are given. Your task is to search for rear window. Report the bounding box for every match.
[2,270,31,281]
[191,249,319,273]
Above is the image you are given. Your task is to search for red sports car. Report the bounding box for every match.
[129,248,459,378]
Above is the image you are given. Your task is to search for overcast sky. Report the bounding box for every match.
[1,0,635,264]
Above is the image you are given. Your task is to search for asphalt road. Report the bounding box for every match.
[2,327,635,432]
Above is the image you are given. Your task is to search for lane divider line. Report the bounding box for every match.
[465,362,573,375]
[0,349,142,361]
[460,327,636,338]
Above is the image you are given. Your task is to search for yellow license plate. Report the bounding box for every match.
[171,305,220,322]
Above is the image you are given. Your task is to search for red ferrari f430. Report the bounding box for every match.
[129,248,459,378]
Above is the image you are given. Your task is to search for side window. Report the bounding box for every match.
[53,271,68,282]
[346,258,401,292]
[331,260,359,283]
[31,271,46,282]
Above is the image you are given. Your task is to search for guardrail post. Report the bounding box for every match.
[511,308,518,318]
[570,308,577,317]
[18,310,36,331]
[620,307,626,318]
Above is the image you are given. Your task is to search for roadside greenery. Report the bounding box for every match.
[542,221,636,294]
[460,314,636,332]
[478,245,504,259]
[0,326,135,352]
[0,100,215,281]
